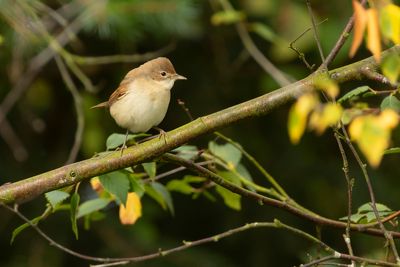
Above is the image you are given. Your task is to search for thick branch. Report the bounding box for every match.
[0,46,399,204]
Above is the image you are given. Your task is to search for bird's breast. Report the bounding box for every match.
[109,86,171,133]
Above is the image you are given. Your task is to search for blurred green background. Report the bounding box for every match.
[1,0,399,266]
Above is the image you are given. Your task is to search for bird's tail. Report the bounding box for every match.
[91,102,109,109]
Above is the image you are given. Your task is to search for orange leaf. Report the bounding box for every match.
[367,8,382,62]
[119,192,142,225]
[350,0,368,57]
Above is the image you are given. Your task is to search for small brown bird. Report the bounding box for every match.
[92,57,186,149]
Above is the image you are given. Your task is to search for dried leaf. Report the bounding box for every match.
[349,109,398,167]
[119,192,142,225]
[309,103,343,134]
[288,93,318,144]
[367,8,382,62]
[350,0,368,57]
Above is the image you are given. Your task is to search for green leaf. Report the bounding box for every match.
[99,171,130,205]
[183,175,207,183]
[384,147,400,154]
[142,162,156,178]
[338,86,371,103]
[381,53,400,83]
[380,95,400,112]
[209,141,242,166]
[77,198,110,219]
[127,173,145,197]
[145,182,174,215]
[215,171,241,211]
[172,145,198,160]
[70,192,80,240]
[250,23,279,43]
[215,185,241,210]
[106,133,149,150]
[11,216,42,244]
[211,10,245,25]
[45,190,70,209]
[167,180,194,194]
[236,164,255,191]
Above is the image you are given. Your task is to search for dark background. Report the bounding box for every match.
[0,0,399,266]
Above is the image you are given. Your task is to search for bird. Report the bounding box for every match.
[92,57,186,152]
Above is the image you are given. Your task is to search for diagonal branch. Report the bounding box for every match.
[0,46,398,206]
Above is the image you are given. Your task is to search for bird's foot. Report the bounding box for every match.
[153,127,167,144]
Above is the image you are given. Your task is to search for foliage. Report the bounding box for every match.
[2,0,400,266]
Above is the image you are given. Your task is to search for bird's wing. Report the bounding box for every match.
[108,68,140,106]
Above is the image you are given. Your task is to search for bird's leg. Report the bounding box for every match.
[120,129,129,156]
[153,126,167,144]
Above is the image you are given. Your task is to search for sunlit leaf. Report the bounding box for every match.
[349,109,399,167]
[209,141,242,167]
[367,8,381,62]
[211,10,245,25]
[381,53,400,83]
[338,86,371,103]
[309,103,343,134]
[99,171,130,205]
[381,95,400,112]
[380,4,400,44]
[288,93,318,144]
[119,192,142,225]
[350,0,368,57]
[314,75,340,99]
[77,198,110,219]
[340,202,393,223]
[70,192,80,240]
[45,190,70,209]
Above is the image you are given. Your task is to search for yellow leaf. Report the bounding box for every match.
[119,192,142,225]
[377,109,399,129]
[310,103,343,134]
[349,110,399,167]
[367,8,382,62]
[350,0,368,57]
[314,75,340,99]
[288,93,318,144]
[90,177,104,195]
[380,4,400,44]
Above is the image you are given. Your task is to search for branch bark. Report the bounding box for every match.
[0,45,399,205]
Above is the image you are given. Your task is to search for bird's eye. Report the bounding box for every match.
[160,71,167,77]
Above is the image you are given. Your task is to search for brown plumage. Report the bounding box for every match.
[91,57,178,109]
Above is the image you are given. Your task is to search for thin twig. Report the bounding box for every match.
[162,153,400,239]
[319,0,368,70]
[218,0,293,86]
[0,118,28,162]
[306,0,325,62]
[1,201,335,266]
[334,129,355,264]
[54,55,84,164]
[341,125,400,263]
[301,252,399,267]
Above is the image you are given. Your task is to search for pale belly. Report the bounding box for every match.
[109,89,171,133]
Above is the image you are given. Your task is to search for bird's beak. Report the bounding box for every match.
[174,74,187,80]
